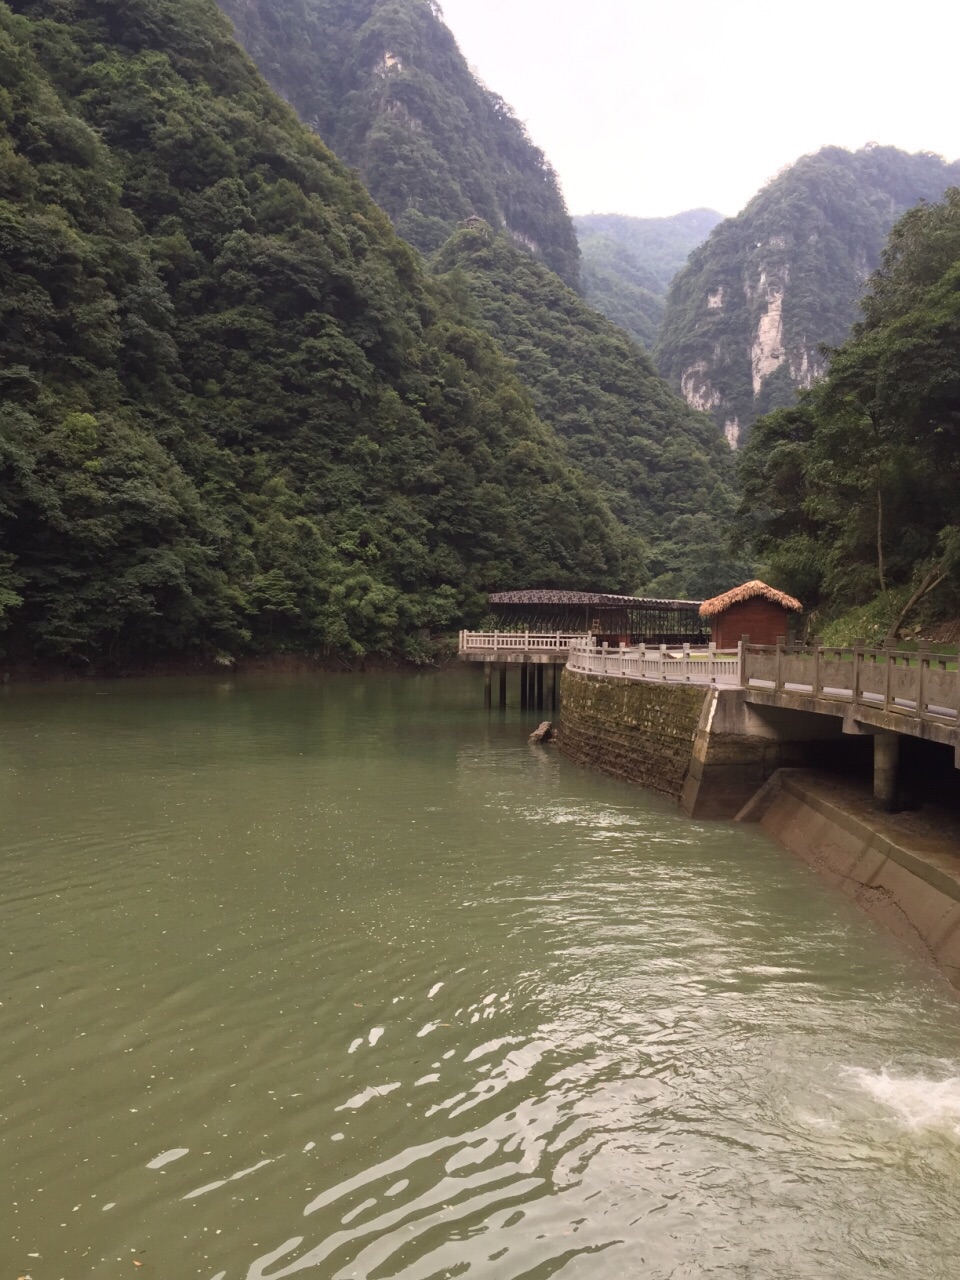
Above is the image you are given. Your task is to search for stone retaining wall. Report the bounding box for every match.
[556,669,708,799]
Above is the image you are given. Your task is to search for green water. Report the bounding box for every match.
[2,672,960,1279]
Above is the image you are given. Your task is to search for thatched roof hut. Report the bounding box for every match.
[699,581,803,619]
[699,580,802,647]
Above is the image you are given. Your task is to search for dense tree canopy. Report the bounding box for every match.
[575,210,722,348]
[434,225,751,597]
[658,146,960,442]
[736,189,960,638]
[0,0,633,667]
[216,0,581,283]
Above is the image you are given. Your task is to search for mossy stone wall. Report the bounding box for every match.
[557,669,709,799]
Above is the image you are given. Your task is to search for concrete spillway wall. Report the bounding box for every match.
[744,772,960,989]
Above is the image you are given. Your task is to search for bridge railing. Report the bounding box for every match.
[742,642,959,724]
[567,639,740,686]
[459,631,587,652]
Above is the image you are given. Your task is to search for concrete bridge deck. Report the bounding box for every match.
[461,633,960,804]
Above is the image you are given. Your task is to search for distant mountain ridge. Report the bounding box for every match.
[217,0,581,284]
[656,145,960,445]
[574,210,723,347]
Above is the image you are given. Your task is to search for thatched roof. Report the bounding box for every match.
[699,580,803,619]
[490,590,703,610]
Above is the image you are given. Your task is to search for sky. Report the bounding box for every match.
[437,0,960,219]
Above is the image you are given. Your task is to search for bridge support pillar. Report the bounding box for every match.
[499,664,507,710]
[536,665,544,711]
[520,662,528,711]
[874,732,901,812]
[483,662,492,711]
[550,664,558,712]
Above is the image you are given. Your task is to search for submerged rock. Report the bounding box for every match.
[529,721,553,744]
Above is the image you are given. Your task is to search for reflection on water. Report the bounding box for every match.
[1,672,959,1278]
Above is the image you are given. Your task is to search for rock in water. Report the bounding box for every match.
[529,722,553,744]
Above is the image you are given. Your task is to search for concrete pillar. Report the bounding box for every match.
[536,664,544,711]
[874,732,900,811]
[550,663,558,712]
[499,664,507,710]
[483,661,492,711]
[520,662,528,711]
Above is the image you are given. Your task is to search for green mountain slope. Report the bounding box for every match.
[736,189,960,639]
[213,0,743,595]
[0,0,632,668]
[657,146,960,446]
[575,210,722,347]
[434,225,750,597]
[216,0,581,284]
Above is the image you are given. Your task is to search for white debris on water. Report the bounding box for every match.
[147,1148,189,1169]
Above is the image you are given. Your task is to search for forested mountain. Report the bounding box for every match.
[736,190,960,641]
[657,146,960,446]
[575,209,722,347]
[0,0,634,669]
[434,224,750,597]
[215,0,743,592]
[216,0,581,284]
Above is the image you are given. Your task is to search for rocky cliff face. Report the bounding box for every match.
[217,0,581,284]
[656,146,960,445]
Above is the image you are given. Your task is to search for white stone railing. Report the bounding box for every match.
[459,631,587,652]
[743,642,959,724]
[567,639,741,686]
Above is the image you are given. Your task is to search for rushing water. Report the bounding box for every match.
[2,671,960,1279]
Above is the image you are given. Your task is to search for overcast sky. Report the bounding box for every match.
[437,0,960,219]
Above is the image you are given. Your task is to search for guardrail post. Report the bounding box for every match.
[811,637,821,696]
[775,636,785,691]
[853,639,865,704]
[883,640,894,711]
[739,635,749,687]
[917,648,930,719]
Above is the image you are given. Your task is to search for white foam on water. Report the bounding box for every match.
[183,1158,274,1201]
[427,983,444,999]
[368,1027,384,1047]
[417,1022,438,1038]
[147,1148,189,1170]
[335,1082,401,1111]
[347,1038,363,1054]
[846,1068,960,1136]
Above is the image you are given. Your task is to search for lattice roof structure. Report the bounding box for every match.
[489,590,702,609]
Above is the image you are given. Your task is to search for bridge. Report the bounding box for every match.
[459,632,960,801]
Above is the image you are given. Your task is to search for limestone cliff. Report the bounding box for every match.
[656,146,960,445]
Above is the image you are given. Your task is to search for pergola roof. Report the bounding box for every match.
[490,590,703,610]
[699,580,803,619]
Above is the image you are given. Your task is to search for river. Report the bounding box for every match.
[2,671,959,1278]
